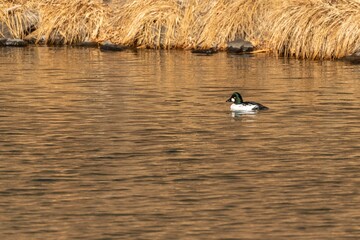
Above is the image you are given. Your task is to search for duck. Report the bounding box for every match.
[226,92,268,111]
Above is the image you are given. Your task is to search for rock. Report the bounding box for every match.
[227,39,254,53]
[0,38,28,47]
[100,41,127,51]
[342,51,360,64]
[0,38,7,46]
[191,48,218,55]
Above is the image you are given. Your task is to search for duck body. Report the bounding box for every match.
[229,101,268,111]
[226,92,268,112]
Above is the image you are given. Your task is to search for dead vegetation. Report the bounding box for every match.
[104,0,184,48]
[267,0,360,59]
[0,2,38,38]
[29,0,108,44]
[0,0,359,59]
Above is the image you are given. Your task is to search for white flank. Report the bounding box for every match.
[230,103,257,112]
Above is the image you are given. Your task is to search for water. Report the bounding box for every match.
[0,47,359,239]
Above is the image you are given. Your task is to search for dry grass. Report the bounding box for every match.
[28,0,108,44]
[1,0,360,59]
[103,0,185,48]
[0,1,38,38]
[103,0,268,49]
[189,0,269,50]
[267,0,360,59]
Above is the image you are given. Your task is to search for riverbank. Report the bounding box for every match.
[1,0,359,60]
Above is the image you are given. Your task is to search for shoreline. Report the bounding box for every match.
[0,0,359,61]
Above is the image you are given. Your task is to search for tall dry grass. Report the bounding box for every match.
[104,0,268,49]
[27,0,108,44]
[103,0,184,48]
[267,0,360,59]
[189,0,269,49]
[0,1,38,38]
[0,0,360,59]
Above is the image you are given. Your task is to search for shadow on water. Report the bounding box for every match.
[0,47,359,239]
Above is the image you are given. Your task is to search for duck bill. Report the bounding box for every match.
[226,97,232,102]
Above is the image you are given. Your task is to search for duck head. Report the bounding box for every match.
[226,92,243,104]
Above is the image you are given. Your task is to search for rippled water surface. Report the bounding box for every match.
[0,47,359,239]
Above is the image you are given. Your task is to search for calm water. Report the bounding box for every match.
[0,47,359,239]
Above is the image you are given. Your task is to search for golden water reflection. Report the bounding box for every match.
[0,47,359,239]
